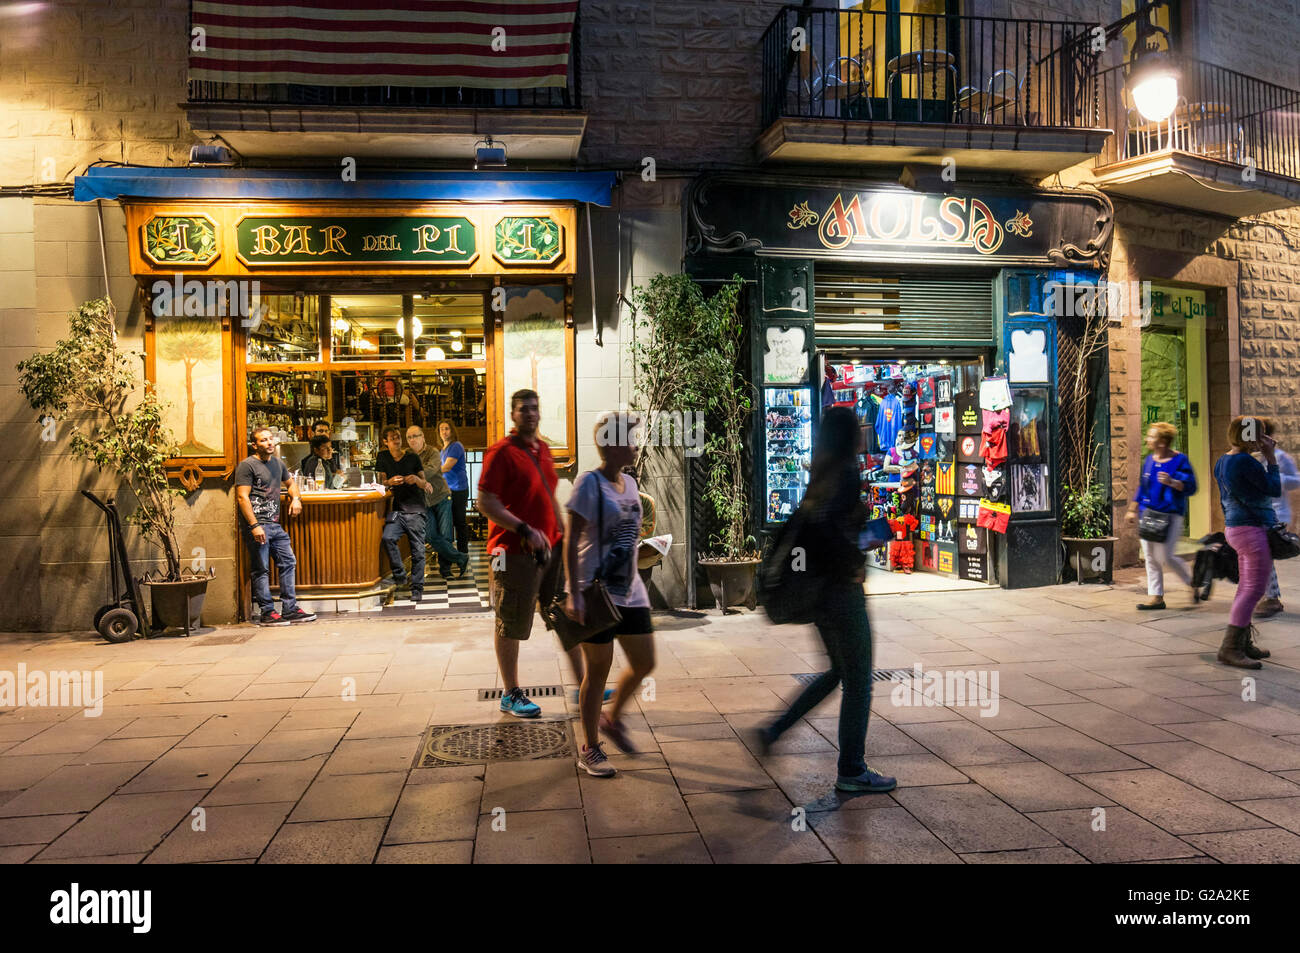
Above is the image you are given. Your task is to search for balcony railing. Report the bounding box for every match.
[761,5,1101,129]
[186,5,581,110]
[1096,57,1300,180]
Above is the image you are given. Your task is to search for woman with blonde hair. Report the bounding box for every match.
[1124,421,1197,610]
[1212,415,1281,668]
[563,412,656,776]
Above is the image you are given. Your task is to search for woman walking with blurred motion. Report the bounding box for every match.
[1124,422,1197,610]
[759,406,896,793]
[563,412,656,777]
[1213,416,1281,668]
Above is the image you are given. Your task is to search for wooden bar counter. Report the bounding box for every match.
[270,489,390,593]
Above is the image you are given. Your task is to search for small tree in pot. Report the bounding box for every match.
[1058,289,1116,582]
[630,273,758,611]
[17,297,213,632]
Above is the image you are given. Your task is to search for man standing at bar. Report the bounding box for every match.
[300,433,339,487]
[406,424,469,579]
[236,426,317,625]
[377,426,428,601]
[477,389,568,718]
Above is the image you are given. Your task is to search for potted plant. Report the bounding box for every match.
[17,298,213,634]
[630,273,759,611]
[1057,290,1116,583]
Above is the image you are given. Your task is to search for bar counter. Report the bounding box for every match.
[271,488,390,592]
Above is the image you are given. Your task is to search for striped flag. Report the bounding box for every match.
[189,0,578,88]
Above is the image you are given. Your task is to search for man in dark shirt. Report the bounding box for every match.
[376,426,428,600]
[235,427,316,625]
[300,434,339,486]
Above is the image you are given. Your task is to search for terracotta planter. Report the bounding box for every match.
[699,558,760,613]
[144,574,211,635]
[1061,537,1116,584]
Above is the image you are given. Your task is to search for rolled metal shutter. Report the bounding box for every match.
[813,271,994,347]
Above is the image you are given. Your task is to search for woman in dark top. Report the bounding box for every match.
[759,406,896,794]
[1212,415,1281,668]
[1123,422,1197,610]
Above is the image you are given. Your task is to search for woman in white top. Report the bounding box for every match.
[564,412,656,777]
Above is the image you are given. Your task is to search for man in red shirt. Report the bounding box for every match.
[477,389,568,718]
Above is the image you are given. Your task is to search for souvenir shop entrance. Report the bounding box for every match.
[821,349,1001,591]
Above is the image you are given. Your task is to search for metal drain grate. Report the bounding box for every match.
[415,721,573,767]
[477,685,564,701]
[792,669,917,687]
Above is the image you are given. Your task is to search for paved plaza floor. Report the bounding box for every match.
[3,561,1300,864]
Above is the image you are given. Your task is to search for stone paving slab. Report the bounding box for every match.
[6,566,1300,863]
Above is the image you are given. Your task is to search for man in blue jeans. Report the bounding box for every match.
[407,425,469,579]
[235,427,316,626]
[377,426,429,600]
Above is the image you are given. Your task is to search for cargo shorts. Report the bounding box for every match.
[489,548,563,641]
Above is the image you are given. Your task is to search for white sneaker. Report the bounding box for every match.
[577,741,616,777]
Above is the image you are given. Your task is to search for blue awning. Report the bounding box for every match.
[73,167,617,205]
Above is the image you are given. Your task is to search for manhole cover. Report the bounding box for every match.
[792,669,916,687]
[477,685,564,701]
[415,720,573,767]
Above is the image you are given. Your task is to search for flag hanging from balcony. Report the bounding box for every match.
[189,0,579,88]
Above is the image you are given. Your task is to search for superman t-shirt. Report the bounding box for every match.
[874,393,904,452]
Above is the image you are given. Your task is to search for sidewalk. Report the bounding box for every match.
[2,562,1300,864]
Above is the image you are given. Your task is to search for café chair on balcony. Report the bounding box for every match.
[1123,98,1196,159]
[1186,102,1245,163]
[886,48,957,121]
[984,69,1025,124]
[801,52,872,119]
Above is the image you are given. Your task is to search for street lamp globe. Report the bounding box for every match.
[1131,57,1179,122]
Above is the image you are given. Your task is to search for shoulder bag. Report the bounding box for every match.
[757,506,824,625]
[1137,455,1174,543]
[1218,455,1299,559]
[549,473,623,650]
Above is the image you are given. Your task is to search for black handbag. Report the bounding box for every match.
[1138,510,1174,543]
[1268,525,1300,560]
[757,507,825,625]
[548,473,623,649]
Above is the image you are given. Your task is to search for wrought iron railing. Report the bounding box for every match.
[186,4,581,109]
[761,5,1102,129]
[1095,57,1300,180]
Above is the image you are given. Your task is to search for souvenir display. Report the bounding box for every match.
[818,358,998,584]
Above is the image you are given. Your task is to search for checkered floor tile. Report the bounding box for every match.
[370,541,493,616]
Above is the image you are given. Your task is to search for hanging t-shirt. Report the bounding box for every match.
[980,408,1011,468]
[874,393,904,453]
[566,470,650,609]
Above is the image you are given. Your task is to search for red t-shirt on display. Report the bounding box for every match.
[478,432,562,555]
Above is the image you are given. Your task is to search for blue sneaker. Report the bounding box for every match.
[571,688,615,704]
[500,687,541,718]
[835,766,897,793]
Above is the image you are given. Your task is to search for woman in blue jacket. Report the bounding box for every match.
[1124,422,1197,610]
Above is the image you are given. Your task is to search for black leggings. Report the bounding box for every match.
[450,489,470,552]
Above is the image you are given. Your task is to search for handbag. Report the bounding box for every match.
[1138,510,1173,542]
[548,473,623,650]
[1268,524,1300,560]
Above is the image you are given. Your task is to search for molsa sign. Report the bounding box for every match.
[687,175,1112,269]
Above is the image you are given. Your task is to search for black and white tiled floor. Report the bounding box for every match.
[370,541,493,616]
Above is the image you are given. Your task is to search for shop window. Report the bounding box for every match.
[414,293,486,361]
[499,284,574,456]
[330,294,405,361]
[246,293,320,363]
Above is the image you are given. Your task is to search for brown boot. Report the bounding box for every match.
[1218,625,1263,669]
[1242,624,1271,660]
[1254,598,1284,619]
